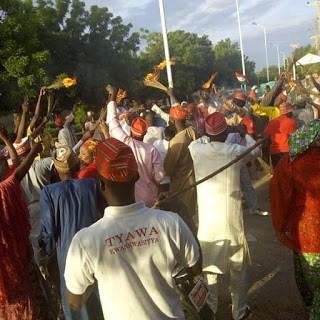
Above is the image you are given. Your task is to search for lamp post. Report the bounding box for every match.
[253,22,270,82]
[158,0,173,88]
[275,44,281,75]
[235,0,246,77]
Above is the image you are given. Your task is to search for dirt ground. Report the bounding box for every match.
[215,172,309,320]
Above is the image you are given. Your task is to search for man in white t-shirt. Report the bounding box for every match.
[64,137,201,320]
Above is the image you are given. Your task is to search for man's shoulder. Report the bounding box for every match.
[45,178,95,194]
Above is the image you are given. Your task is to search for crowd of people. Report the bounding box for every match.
[1,71,320,320]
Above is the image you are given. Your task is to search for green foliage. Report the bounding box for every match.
[213,39,257,87]
[73,101,87,132]
[0,0,258,112]
[256,65,281,84]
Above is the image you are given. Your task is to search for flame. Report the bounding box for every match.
[62,77,77,88]
[155,58,176,70]
[116,88,127,104]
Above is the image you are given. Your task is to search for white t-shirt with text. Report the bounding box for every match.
[65,202,199,320]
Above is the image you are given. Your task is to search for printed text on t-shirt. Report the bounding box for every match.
[105,226,160,255]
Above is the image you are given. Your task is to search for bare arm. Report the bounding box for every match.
[17,98,30,140]
[14,142,42,181]
[311,74,320,93]
[0,131,19,165]
[29,87,46,131]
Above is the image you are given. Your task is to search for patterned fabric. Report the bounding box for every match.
[0,175,50,319]
[270,149,320,253]
[294,252,320,320]
[13,137,31,156]
[289,119,320,161]
[96,138,138,182]
[53,146,78,174]
[169,105,188,121]
[205,112,227,136]
[279,102,293,115]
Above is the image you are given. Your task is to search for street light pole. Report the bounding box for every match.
[235,0,246,77]
[158,0,173,88]
[275,44,281,75]
[262,26,270,82]
[253,22,270,82]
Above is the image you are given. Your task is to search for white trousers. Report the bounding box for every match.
[205,264,249,320]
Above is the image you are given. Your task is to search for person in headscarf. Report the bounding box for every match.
[164,103,197,229]
[40,146,103,320]
[264,102,297,168]
[270,119,320,320]
[189,112,260,320]
[77,139,98,179]
[106,85,164,207]
[0,140,53,320]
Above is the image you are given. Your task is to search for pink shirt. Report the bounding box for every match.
[107,102,164,207]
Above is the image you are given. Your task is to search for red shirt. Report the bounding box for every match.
[264,115,296,154]
[240,116,254,135]
[270,149,320,253]
[76,162,97,180]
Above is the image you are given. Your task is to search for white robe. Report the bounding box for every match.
[189,135,259,274]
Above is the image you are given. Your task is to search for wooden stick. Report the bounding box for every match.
[159,137,267,204]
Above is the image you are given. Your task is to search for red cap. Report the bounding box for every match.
[131,117,148,138]
[248,89,257,101]
[55,117,63,127]
[205,112,228,136]
[96,138,138,182]
[169,105,188,120]
[233,91,247,101]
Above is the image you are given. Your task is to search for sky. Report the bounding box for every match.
[84,0,317,70]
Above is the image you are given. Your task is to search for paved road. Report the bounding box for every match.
[215,173,308,320]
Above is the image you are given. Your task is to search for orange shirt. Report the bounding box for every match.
[264,115,296,154]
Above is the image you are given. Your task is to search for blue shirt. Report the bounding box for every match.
[40,179,101,274]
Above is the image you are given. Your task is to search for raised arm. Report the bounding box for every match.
[14,142,42,181]
[29,87,46,131]
[16,97,30,140]
[0,130,19,165]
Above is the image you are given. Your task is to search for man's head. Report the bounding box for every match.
[265,85,271,93]
[61,110,74,125]
[130,117,148,141]
[280,102,294,118]
[95,138,139,206]
[53,146,79,180]
[79,139,98,165]
[13,137,31,160]
[232,91,247,108]
[169,105,188,130]
[144,111,154,127]
[205,112,228,142]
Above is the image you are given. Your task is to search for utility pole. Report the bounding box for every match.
[317,0,320,53]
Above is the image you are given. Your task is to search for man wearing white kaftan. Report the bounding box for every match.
[189,116,259,320]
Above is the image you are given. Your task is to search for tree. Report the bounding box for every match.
[256,65,280,84]
[139,30,214,99]
[213,39,257,88]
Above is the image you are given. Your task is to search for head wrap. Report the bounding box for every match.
[53,146,78,174]
[233,91,247,102]
[0,147,8,160]
[169,105,188,121]
[82,139,98,154]
[95,138,138,182]
[13,137,31,156]
[181,101,188,107]
[131,118,148,138]
[280,102,293,115]
[205,112,228,136]
[289,120,320,161]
